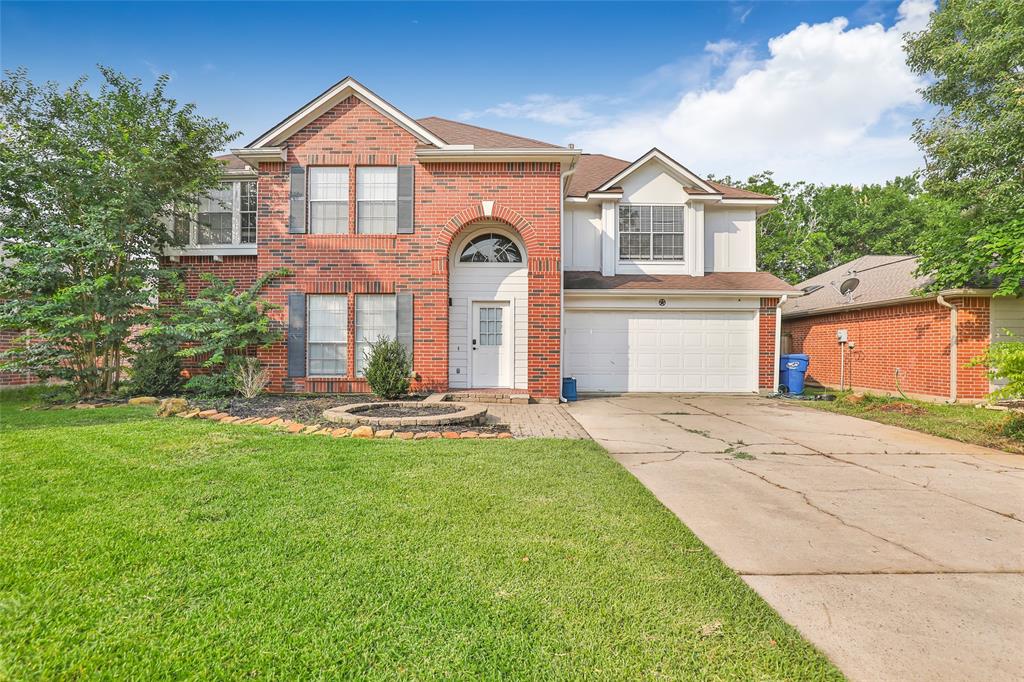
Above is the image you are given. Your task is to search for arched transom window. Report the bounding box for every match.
[459,233,523,263]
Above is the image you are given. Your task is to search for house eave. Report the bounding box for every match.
[782,288,997,319]
[565,288,804,298]
[415,148,581,163]
[230,147,288,168]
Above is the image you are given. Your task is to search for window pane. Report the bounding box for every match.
[307,295,347,376]
[310,201,348,233]
[240,181,257,243]
[355,294,396,376]
[478,307,503,346]
[356,167,398,234]
[197,212,232,244]
[309,167,349,234]
[459,234,523,263]
[618,204,684,261]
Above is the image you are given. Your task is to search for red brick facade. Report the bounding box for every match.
[782,297,991,400]
[171,96,564,399]
[759,298,779,390]
[0,328,36,388]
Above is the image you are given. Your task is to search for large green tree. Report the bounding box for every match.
[715,172,931,283]
[0,67,238,396]
[905,0,1024,295]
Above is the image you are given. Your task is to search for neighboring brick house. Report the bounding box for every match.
[782,255,1024,401]
[166,77,797,400]
[0,328,36,388]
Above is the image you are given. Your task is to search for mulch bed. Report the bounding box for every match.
[191,394,509,434]
[349,404,462,418]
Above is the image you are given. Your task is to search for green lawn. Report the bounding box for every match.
[1,389,841,680]
[800,390,1024,454]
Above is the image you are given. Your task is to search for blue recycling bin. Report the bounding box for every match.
[562,377,578,401]
[779,354,810,395]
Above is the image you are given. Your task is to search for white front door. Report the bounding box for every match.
[471,301,511,387]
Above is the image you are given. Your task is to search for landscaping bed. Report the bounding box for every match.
[190,394,421,426]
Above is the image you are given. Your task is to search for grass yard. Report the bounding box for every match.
[800,391,1024,454]
[1,389,841,680]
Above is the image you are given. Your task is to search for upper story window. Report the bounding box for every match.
[619,204,685,261]
[309,167,349,234]
[357,167,398,234]
[172,180,257,247]
[459,233,523,263]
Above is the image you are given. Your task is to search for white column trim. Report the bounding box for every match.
[601,201,617,276]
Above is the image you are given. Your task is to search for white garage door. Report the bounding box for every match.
[564,309,758,393]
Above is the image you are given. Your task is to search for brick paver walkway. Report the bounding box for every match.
[484,403,590,439]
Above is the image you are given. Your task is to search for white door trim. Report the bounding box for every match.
[468,299,514,388]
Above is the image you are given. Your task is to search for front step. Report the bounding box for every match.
[443,391,531,405]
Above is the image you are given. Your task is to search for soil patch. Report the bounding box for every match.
[350,404,462,418]
[874,401,927,416]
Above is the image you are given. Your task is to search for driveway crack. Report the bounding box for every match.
[727,460,945,568]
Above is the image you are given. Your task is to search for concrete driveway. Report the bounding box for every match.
[567,394,1024,682]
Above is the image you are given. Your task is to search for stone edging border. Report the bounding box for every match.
[174,408,512,440]
[322,401,487,427]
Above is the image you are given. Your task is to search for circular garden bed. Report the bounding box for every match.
[323,401,487,428]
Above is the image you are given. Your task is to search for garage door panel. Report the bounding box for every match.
[566,309,757,393]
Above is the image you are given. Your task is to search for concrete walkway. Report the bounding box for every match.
[567,394,1024,682]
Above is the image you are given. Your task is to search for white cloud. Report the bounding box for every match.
[572,0,934,184]
[461,94,602,127]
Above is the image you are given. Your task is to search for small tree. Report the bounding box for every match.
[364,337,410,400]
[168,268,289,368]
[971,336,1024,400]
[0,67,237,396]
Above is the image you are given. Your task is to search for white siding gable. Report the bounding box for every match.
[704,208,756,272]
[620,159,689,204]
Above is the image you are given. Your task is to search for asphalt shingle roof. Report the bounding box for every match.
[782,255,931,317]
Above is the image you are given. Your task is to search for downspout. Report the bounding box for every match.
[558,158,577,403]
[936,295,958,402]
[773,295,788,392]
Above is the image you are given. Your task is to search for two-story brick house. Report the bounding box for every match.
[166,78,798,401]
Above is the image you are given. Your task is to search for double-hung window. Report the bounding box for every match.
[356,167,398,234]
[172,180,258,248]
[355,294,396,376]
[309,167,349,234]
[307,295,348,376]
[618,204,685,261]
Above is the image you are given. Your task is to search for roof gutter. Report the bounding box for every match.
[566,288,803,297]
[782,289,997,319]
[936,295,959,403]
[415,148,581,163]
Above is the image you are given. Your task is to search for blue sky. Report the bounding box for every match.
[2,1,932,184]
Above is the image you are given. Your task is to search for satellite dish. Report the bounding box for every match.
[839,277,860,296]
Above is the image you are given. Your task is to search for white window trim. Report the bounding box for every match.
[308,166,350,235]
[355,166,399,235]
[307,294,349,378]
[164,179,257,256]
[616,202,687,265]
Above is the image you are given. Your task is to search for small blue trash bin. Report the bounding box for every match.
[779,354,810,395]
[562,377,578,401]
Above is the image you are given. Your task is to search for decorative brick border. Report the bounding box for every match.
[322,401,487,427]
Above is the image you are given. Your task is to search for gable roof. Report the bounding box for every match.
[246,76,448,149]
[782,255,932,317]
[416,117,560,149]
[567,152,774,200]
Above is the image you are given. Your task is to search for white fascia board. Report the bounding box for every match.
[248,77,448,149]
[566,288,802,297]
[416,148,581,163]
[718,198,779,206]
[220,168,258,179]
[231,147,287,168]
[597,148,718,194]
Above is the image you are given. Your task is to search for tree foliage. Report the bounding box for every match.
[0,67,237,396]
[904,0,1024,295]
[167,268,289,368]
[714,172,935,284]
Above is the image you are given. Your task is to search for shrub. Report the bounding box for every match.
[125,334,182,397]
[364,337,410,399]
[970,334,1024,399]
[231,357,270,399]
[184,372,234,399]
